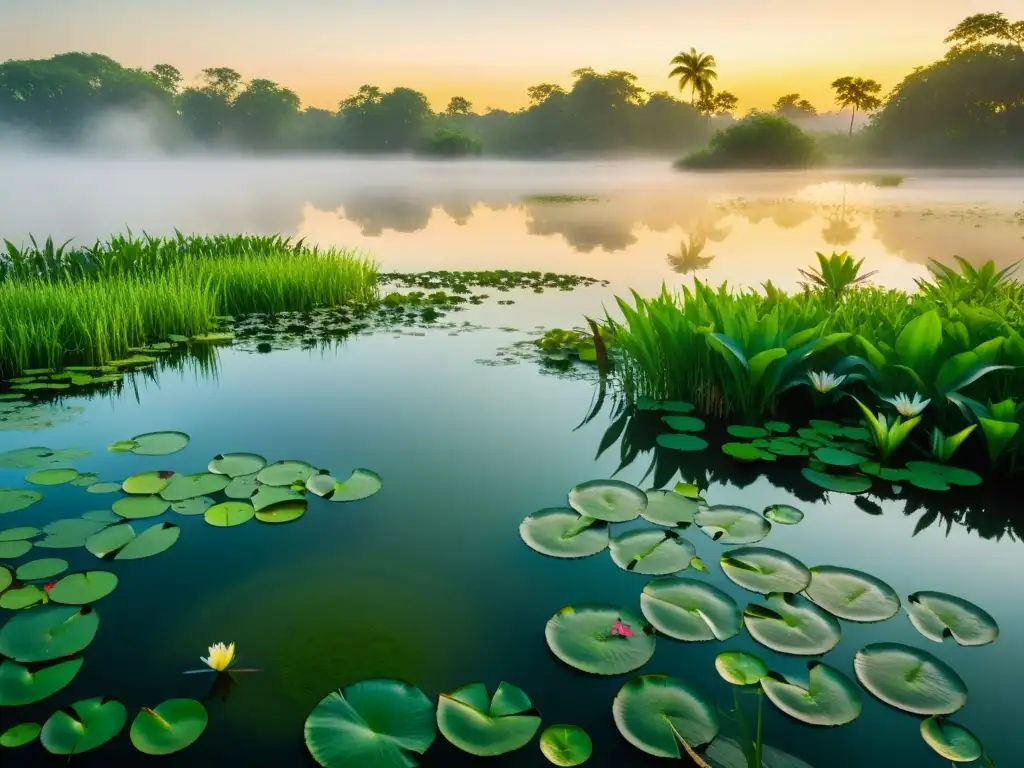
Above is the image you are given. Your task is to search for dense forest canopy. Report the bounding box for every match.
[0,11,1019,163]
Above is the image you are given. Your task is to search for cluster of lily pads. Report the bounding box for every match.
[0,430,382,757]
[642,397,984,496]
[380,269,608,294]
[517,477,1000,764]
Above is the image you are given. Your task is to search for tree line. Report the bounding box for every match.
[0,11,1019,162]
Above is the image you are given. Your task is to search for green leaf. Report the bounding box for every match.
[978,418,1019,463]
[437,682,540,757]
[743,593,841,655]
[803,566,901,622]
[694,505,771,544]
[130,699,208,755]
[0,658,82,705]
[567,480,647,523]
[895,310,943,372]
[761,662,862,726]
[920,717,983,763]
[609,529,695,575]
[539,724,592,766]
[854,643,967,715]
[0,722,41,747]
[612,675,719,758]
[545,604,655,675]
[41,697,127,754]
[720,547,811,594]
[656,433,709,452]
[640,577,741,642]
[748,348,787,387]
[519,508,609,559]
[204,502,255,528]
[905,591,998,647]
[641,490,700,527]
[714,651,768,686]
[0,606,99,662]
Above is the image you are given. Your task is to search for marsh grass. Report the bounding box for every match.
[0,234,378,375]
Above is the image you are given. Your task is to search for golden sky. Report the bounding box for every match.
[0,0,1005,112]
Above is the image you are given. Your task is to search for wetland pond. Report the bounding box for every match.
[0,159,1022,766]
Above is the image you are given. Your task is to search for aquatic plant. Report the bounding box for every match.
[522,195,600,204]
[797,251,877,303]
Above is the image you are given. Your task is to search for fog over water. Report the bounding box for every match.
[3,152,1023,294]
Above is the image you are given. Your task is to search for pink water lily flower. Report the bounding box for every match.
[611,619,634,638]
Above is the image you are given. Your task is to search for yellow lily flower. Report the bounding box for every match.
[201,642,235,672]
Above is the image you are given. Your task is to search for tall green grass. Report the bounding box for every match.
[0,233,378,375]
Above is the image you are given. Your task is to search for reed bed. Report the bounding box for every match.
[0,233,378,375]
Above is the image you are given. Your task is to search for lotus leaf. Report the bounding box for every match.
[545,604,655,675]
[763,504,804,525]
[130,699,208,755]
[225,473,261,499]
[0,658,83,705]
[122,471,172,495]
[0,585,44,609]
[0,526,40,541]
[437,681,540,757]
[127,431,190,456]
[715,650,769,685]
[47,571,119,604]
[86,522,179,560]
[760,662,862,726]
[0,489,43,515]
[41,697,127,754]
[904,462,982,488]
[0,722,41,747]
[905,591,998,647]
[160,473,230,502]
[539,725,591,766]
[256,500,306,523]
[86,482,122,495]
[0,540,31,558]
[853,642,967,715]
[15,558,67,581]
[251,486,303,512]
[519,508,609,558]
[113,495,169,520]
[662,415,706,432]
[205,502,255,527]
[721,547,811,594]
[0,605,99,662]
[171,497,215,516]
[25,468,78,486]
[642,490,700,527]
[304,679,436,767]
[695,505,771,544]
[656,433,709,452]
[609,529,695,575]
[765,421,791,433]
[208,452,267,477]
[920,717,983,762]
[728,425,769,439]
[0,564,11,593]
[257,460,318,487]
[722,442,775,462]
[71,473,100,487]
[803,566,900,623]
[639,576,743,642]
[307,469,383,502]
[801,468,871,494]
[612,674,719,758]
[814,447,868,467]
[743,593,841,656]
[567,479,647,523]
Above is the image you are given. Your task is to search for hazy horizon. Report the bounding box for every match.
[0,0,1005,113]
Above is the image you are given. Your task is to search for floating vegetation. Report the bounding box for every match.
[720,547,812,594]
[853,643,968,715]
[208,452,267,477]
[306,469,383,502]
[519,508,609,559]
[86,522,180,560]
[0,488,43,515]
[129,698,208,755]
[381,269,607,293]
[715,650,769,686]
[204,501,255,528]
[760,662,863,726]
[47,571,119,604]
[695,505,771,544]
[160,472,230,501]
[122,471,172,495]
[0,606,99,662]
[0,721,41,747]
[803,566,901,623]
[304,679,436,767]
[41,697,127,754]
[522,194,601,205]
[113,495,170,519]
[640,489,700,527]
[0,658,83,705]
[743,593,842,655]
[920,716,983,762]
[545,604,655,675]
[257,460,318,487]
[14,558,67,580]
[436,681,541,757]
[612,675,719,758]
[905,591,999,646]
[567,479,647,523]
[121,431,191,456]
[608,528,695,574]
[24,467,79,486]
[539,724,592,766]
[763,504,804,525]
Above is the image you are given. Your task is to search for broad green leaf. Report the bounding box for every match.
[612,675,719,758]
[567,480,647,523]
[853,643,967,715]
[640,577,741,642]
[519,509,608,559]
[129,699,207,755]
[437,682,539,757]
[760,662,862,726]
[895,310,942,373]
[545,604,655,675]
[539,724,592,766]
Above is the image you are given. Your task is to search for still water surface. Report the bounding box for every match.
[0,160,1021,766]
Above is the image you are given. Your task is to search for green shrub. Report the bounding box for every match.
[675,115,821,170]
[417,127,483,158]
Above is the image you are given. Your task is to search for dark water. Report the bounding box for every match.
[0,294,1019,767]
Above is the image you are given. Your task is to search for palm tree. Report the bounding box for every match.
[830,76,883,136]
[669,49,717,106]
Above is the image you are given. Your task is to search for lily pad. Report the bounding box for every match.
[545,604,655,675]
[122,471,172,495]
[85,523,136,558]
[765,439,809,457]
[609,529,695,575]
[662,415,706,432]
[70,473,100,488]
[0,565,10,593]
[170,497,216,516]
[257,460,318,487]
[25,468,78,486]
[519,508,609,559]
[113,495,169,520]
[47,571,119,604]
[656,433,709,452]
[0,585,44,609]
[640,577,742,642]
[920,717,983,762]
[160,473,230,502]
[36,518,109,549]
[130,699,208,755]
[251,486,304,512]
[727,425,769,439]
[86,482,122,495]
[567,479,647,523]
[0,658,83,705]
[814,447,868,467]
[128,431,190,456]
[41,697,127,754]
[539,724,592,766]
[721,547,811,594]
[743,593,842,656]
[612,674,719,758]
[0,605,99,662]
[208,452,267,478]
[307,469,383,502]
[722,442,775,462]
[205,502,255,528]
[0,721,41,747]
[15,558,68,581]
[86,522,180,560]
[255,500,306,523]
[853,642,968,715]
[641,490,699,527]
[108,441,139,453]
[0,526,40,541]
[0,540,31,558]
[905,591,998,647]
[0,489,43,515]
[801,468,871,494]
[305,679,436,767]
[905,462,982,488]
[715,651,769,686]
[765,421,791,434]
[803,566,901,623]
[437,681,540,757]
[224,473,261,499]
[695,505,771,544]
[82,509,120,523]
[763,504,804,525]
[760,662,862,726]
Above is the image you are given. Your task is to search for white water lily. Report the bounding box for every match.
[883,392,931,418]
[808,371,847,393]
[201,642,235,672]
